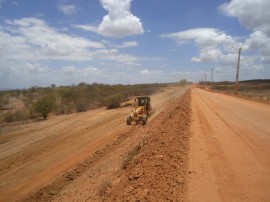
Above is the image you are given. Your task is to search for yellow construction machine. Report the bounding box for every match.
[126,96,153,125]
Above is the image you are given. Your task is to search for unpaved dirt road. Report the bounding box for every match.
[188,88,270,202]
[1,86,269,202]
[0,86,187,201]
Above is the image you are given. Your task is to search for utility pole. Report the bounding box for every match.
[235,47,242,95]
[205,74,206,83]
[211,68,213,86]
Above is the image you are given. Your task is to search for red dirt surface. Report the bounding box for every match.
[103,89,191,201]
[188,87,270,202]
[0,86,187,201]
[1,86,270,202]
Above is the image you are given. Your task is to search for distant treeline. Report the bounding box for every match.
[239,79,270,83]
[199,79,270,85]
[198,79,270,92]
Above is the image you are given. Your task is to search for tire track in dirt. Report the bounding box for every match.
[1,111,130,201]
[22,129,133,202]
[192,102,243,201]
[0,111,123,174]
[0,106,133,201]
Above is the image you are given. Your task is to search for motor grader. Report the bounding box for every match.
[126,96,152,125]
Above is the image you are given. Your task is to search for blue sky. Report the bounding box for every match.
[0,0,269,89]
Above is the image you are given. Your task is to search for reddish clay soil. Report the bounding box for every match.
[102,89,191,201]
[1,86,270,202]
[0,86,187,201]
[188,88,270,202]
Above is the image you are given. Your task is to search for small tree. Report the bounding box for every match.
[33,95,56,119]
[179,79,187,86]
[0,96,8,110]
[104,93,123,109]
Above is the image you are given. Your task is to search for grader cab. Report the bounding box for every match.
[126,96,152,125]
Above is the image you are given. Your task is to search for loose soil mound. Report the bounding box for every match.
[103,90,191,201]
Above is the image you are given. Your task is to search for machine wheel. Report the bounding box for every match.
[142,115,147,125]
[126,115,133,125]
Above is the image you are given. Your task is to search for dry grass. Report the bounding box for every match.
[122,127,149,169]
[207,81,270,101]
[122,144,142,169]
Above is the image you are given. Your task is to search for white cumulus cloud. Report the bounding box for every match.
[160,28,234,47]
[161,28,237,63]
[219,0,270,36]
[0,17,150,88]
[244,30,270,64]
[3,18,104,61]
[74,0,144,37]
[244,31,270,55]
[219,0,270,65]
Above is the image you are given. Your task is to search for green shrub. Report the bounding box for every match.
[179,79,187,86]
[56,104,74,114]
[3,112,15,123]
[0,95,8,109]
[74,100,89,112]
[104,93,123,109]
[3,110,30,123]
[33,95,56,119]
[60,88,78,104]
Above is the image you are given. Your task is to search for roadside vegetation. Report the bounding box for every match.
[198,79,270,101]
[0,82,180,123]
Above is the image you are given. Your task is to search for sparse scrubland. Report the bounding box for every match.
[0,82,179,123]
[199,79,270,101]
